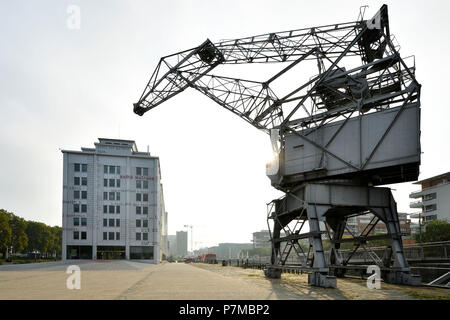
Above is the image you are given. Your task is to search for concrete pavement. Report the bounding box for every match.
[0,260,300,300]
[0,261,448,300]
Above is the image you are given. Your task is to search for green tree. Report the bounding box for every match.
[47,226,62,257]
[0,210,12,258]
[25,221,51,256]
[414,219,450,243]
[243,247,272,257]
[7,213,28,253]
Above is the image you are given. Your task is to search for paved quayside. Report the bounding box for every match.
[0,261,448,299]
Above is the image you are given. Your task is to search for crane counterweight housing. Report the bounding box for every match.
[134,4,422,288]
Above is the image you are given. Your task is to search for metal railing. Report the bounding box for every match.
[214,241,450,268]
[409,200,423,207]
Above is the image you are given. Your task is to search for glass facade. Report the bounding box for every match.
[96,246,125,260]
[130,246,153,259]
[67,245,92,259]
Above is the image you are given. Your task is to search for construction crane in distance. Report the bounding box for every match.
[134,5,422,288]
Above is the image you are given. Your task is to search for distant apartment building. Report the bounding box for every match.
[176,231,188,257]
[252,230,271,249]
[345,212,411,236]
[409,171,450,223]
[252,230,287,250]
[61,138,168,262]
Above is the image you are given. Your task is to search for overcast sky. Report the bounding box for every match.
[1,0,449,249]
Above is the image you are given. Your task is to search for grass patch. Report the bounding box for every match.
[406,290,450,300]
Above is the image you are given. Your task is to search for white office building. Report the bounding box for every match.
[409,171,450,223]
[176,231,188,257]
[61,138,168,262]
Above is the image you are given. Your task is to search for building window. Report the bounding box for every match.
[103,192,108,200]
[109,219,114,227]
[81,191,87,199]
[136,220,141,227]
[143,180,148,189]
[109,192,115,201]
[116,206,120,214]
[81,232,87,240]
[109,166,115,174]
[74,177,80,185]
[74,204,80,213]
[81,164,87,172]
[74,163,80,172]
[116,219,120,227]
[81,217,87,226]
[116,192,120,201]
[136,206,141,215]
[136,167,149,176]
[103,205,107,214]
[143,220,148,228]
[116,232,120,240]
[116,179,120,188]
[104,178,107,187]
[109,205,115,214]
[74,217,80,226]
[425,215,437,222]
[103,219,107,227]
[423,193,437,201]
[143,233,148,241]
[73,231,79,240]
[81,177,87,186]
[143,193,148,202]
[425,204,437,212]
[103,232,107,240]
[109,179,115,187]
[104,165,108,174]
[136,233,141,240]
[143,207,148,215]
[81,204,87,213]
[136,180,142,189]
[116,166,120,174]
[136,193,141,202]
[74,190,80,199]
[109,232,115,240]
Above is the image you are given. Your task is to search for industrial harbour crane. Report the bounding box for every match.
[133,5,422,288]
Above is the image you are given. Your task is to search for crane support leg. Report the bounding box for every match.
[266,181,421,287]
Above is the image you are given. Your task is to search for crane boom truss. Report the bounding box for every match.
[134,5,417,134]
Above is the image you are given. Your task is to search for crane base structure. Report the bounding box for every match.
[265,181,422,288]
